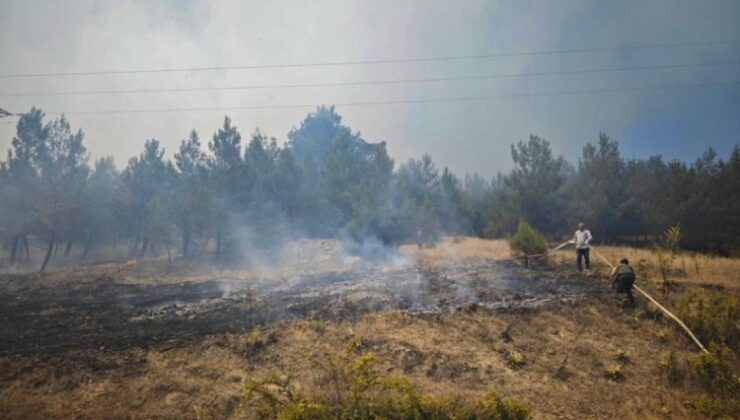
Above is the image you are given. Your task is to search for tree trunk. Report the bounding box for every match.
[214,221,222,262]
[130,235,140,257]
[166,243,172,271]
[81,233,94,260]
[41,230,57,272]
[182,224,191,258]
[52,240,60,261]
[140,238,149,258]
[9,234,20,265]
[64,240,73,258]
[22,234,30,261]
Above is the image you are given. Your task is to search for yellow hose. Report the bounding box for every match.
[588,245,709,354]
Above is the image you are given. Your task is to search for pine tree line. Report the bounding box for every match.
[1,106,738,270]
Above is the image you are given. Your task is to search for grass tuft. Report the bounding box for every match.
[603,365,625,381]
[506,350,526,369]
[615,349,630,363]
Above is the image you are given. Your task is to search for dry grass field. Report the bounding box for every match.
[401,237,513,262]
[0,237,737,419]
[0,306,712,419]
[550,243,740,288]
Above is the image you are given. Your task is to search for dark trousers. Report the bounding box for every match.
[616,277,635,306]
[576,248,590,271]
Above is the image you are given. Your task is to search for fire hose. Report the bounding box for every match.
[587,244,709,354]
[525,240,708,353]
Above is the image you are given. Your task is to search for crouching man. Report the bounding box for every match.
[611,258,636,307]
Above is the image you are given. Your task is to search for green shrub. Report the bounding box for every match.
[509,219,547,257]
[241,373,306,419]
[687,394,740,419]
[683,342,740,419]
[460,390,531,420]
[676,291,739,348]
[506,350,526,369]
[241,339,531,419]
[688,343,739,397]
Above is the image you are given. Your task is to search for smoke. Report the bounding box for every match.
[340,234,408,263]
[3,1,739,176]
[225,210,296,267]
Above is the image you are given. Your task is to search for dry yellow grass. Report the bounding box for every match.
[551,244,740,288]
[401,237,511,262]
[0,304,711,419]
[407,237,739,288]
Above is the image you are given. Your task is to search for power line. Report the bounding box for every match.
[3,60,739,98]
[40,80,739,116]
[1,40,738,79]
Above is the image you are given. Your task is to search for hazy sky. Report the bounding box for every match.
[1,0,739,177]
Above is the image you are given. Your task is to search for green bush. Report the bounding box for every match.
[241,339,531,419]
[687,394,740,419]
[676,291,739,349]
[685,343,740,419]
[506,350,526,369]
[509,219,547,257]
[688,343,739,397]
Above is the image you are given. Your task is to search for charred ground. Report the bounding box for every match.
[1,239,587,357]
[0,238,737,419]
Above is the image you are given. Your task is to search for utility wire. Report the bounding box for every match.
[40,80,740,116]
[3,60,739,98]
[1,40,738,79]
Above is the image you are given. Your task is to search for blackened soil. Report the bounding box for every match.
[0,260,604,357]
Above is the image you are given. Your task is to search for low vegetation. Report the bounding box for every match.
[603,365,625,381]
[505,350,526,369]
[686,343,740,418]
[509,219,547,266]
[660,350,683,386]
[676,291,739,349]
[509,219,547,256]
[241,339,530,419]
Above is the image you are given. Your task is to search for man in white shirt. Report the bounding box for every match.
[574,222,592,272]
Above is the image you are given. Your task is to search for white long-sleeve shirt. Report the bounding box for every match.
[574,229,592,249]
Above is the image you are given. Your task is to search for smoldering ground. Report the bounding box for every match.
[0,238,591,357]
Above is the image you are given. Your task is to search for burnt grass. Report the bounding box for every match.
[0,258,600,358]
